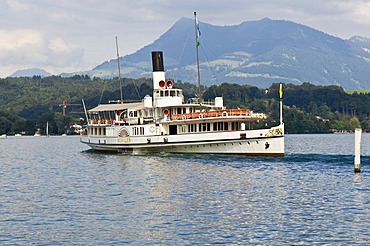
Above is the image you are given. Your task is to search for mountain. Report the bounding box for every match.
[11,68,51,78]
[82,18,370,90]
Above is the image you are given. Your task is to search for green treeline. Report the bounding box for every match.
[0,75,153,135]
[0,75,368,135]
[204,82,368,133]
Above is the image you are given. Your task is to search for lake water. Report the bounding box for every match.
[1,134,370,245]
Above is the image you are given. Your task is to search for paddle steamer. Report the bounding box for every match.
[80,50,284,156]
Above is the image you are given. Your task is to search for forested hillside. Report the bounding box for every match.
[0,75,153,135]
[203,82,368,133]
[0,76,368,135]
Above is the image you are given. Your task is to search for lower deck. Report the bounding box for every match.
[85,119,273,139]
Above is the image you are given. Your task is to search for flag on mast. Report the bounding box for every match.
[195,13,201,47]
[197,21,201,37]
[279,83,283,99]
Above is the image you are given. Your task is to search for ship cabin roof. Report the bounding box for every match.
[88,102,143,113]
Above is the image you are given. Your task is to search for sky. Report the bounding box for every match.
[1,0,370,78]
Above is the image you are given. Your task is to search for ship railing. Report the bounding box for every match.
[201,100,217,106]
[171,109,257,120]
[187,98,216,105]
[89,118,115,125]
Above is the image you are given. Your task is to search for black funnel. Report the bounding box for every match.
[152,51,164,72]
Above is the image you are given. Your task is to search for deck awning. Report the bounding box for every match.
[88,102,143,112]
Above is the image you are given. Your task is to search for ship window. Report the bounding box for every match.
[231,122,239,131]
[132,127,144,135]
[213,122,229,131]
[199,123,210,132]
[188,124,197,133]
[144,109,154,118]
[170,90,175,97]
[129,111,138,118]
[199,123,208,132]
[165,90,169,97]
[179,125,187,133]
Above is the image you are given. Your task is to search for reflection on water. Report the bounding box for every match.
[287,133,370,156]
[0,135,370,244]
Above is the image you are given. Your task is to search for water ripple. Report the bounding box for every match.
[1,135,370,244]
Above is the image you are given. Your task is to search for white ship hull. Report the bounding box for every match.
[80,125,284,157]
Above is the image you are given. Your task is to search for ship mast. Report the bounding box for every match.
[115,36,124,103]
[194,12,202,105]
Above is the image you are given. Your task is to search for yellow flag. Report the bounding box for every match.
[279,83,283,99]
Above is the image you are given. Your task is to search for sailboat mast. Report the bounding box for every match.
[115,36,124,103]
[194,12,202,105]
[46,121,49,137]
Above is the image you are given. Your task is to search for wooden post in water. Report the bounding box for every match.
[354,128,362,173]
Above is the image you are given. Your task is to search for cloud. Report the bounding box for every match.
[6,0,29,12]
[48,11,82,23]
[0,29,83,76]
[336,1,370,25]
[2,0,370,78]
[0,30,47,64]
[48,38,83,66]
